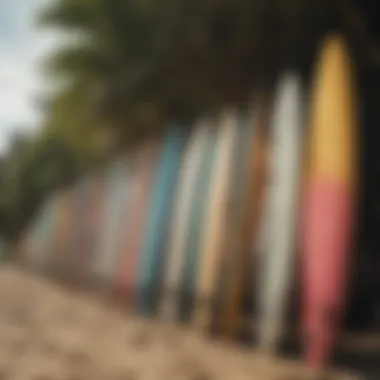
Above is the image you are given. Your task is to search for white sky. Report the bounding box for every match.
[0,0,60,153]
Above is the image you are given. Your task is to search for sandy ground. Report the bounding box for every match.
[0,266,362,380]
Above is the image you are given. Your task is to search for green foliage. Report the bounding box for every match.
[39,0,326,140]
[0,133,82,241]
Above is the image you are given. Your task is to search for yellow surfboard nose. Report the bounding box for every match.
[308,35,358,184]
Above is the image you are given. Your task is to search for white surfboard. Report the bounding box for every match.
[160,120,210,321]
[257,73,303,350]
[193,110,239,332]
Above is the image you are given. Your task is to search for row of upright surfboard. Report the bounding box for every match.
[19,35,358,369]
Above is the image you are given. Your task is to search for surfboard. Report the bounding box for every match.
[160,121,209,322]
[84,171,106,287]
[212,112,253,335]
[17,229,30,268]
[180,123,218,322]
[77,175,94,285]
[219,96,272,339]
[76,176,97,286]
[137,126,186,316]
[193,111,239,332]
[40,193,61,275]
[24,209,42,270]
[51,188,74,282]
[43,191,60,276]
[28,201,46,271]
[33,195,57,274]
[116,141,160,308]
[226,96,272,340]
[46,190,63,276]
[67,178,90,285]
[93,157,131,293]
[244,96,272,341]
[301,35,358,368]
[257,74,303,351]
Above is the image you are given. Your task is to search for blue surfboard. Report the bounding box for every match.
[137,125,186,315]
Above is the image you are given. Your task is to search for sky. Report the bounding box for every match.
[0,0,60,153]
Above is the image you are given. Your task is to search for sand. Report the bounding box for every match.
[0,266,360,380]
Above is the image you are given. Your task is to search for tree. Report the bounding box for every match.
[0,131,82,242]
[39,0,332,146]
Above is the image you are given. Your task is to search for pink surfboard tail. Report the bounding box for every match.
[302,179,356,367]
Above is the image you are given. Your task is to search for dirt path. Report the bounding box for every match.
[0,266,359,380]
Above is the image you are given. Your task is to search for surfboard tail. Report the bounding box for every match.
[302,180,355,368]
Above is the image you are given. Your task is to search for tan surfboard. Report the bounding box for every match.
[221,94,272,339]
[192,110,239,332]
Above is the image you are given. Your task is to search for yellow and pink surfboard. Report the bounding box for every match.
[302,35,358,368]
